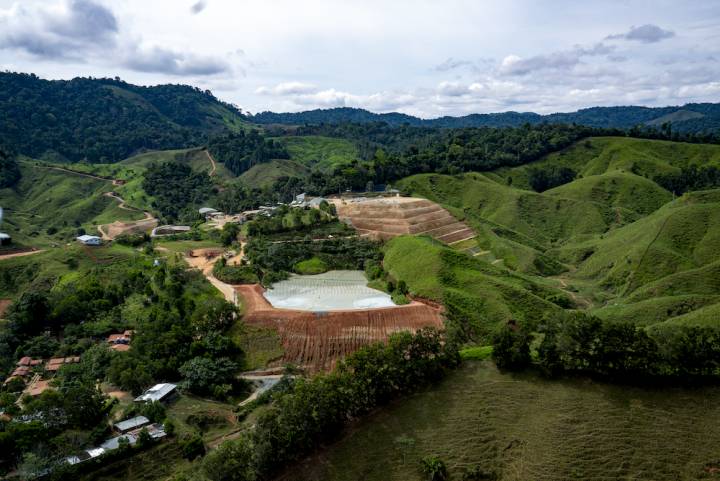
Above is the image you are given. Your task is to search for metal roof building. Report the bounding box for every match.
[134,383,177,403]
[114,415,150,434]
[76,234,102,246]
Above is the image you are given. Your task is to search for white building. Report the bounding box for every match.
[76,234,102,246]
[134,383,178,403]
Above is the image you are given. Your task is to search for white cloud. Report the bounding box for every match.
[0,1,718,116]
[256,82,318,95]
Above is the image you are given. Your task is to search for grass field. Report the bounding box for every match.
[383,236,566,337]
[0,242,141,298]
[277,135,361,172]
[396,137,720,330]
[238,159,309,189]
[288,361,720,481]
[0,160,146,246]
[489,136,720,191]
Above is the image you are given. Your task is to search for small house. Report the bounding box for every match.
[113,415,150,434]
[134,383,178,403]
[107,330,133,352]
[45,356,80,372]
[76,234,102,246]
[0,233,10,246]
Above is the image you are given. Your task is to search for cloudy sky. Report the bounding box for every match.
[0,0,719,117]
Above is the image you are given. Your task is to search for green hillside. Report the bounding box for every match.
[277,135,361,172]
[490,136,720,191]
[290,361,720,481]
[396,137,720,331]
[383,236,567,338]
[239,159,309,189]
[0,160,145,246]
[544,170,672,216]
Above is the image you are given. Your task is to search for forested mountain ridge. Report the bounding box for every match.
[0,72,249,163]
[252,103,720,133]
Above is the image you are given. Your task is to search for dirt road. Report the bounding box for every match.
[0,249,43,261]
[205,150,217,177]
[97,192,157,240]
[184,251,237,304]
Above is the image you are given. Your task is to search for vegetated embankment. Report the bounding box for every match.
[235,284,443,371]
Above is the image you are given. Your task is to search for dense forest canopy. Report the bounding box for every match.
[0,147,20,188]
[0,72,247,163]
[207,130,289,176]
[253,103,720,133]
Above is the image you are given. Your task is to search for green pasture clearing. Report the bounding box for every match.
[0,160,145,246]
[229,324,284,371]
[294,256,328,275]
[277,135,361,172]
[238,159,309,189]
[490,136,720,191]
[289,361,720,481]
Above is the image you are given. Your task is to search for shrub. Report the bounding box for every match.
[421,456,449,481]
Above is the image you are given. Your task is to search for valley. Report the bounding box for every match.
[2,71,720,481]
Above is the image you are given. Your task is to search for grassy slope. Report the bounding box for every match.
[397,172,624,274]
[544,170,672,216]
[277,135,360,172]
[289,361,720,481]
[0,160,145,246]
[383,236,565,336]
[490,136,720,191]
[0,243,141,298]
[397,137,720,329]
[239,159,309,189]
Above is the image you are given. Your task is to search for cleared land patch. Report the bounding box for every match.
[236,283,443,371]
[287,361,720,481]
[332,196,475,244]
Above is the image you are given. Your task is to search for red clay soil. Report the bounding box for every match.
[332,197,476,244]
[235,284,444,371]
[0,299,11,319]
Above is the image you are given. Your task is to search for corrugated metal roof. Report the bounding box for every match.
[134,383,177,402]
[114,415,149,432]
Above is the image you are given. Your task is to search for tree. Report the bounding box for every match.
[180,434,206,460]
[203,437,256,481]
[179,357,238,396]
[63,383,106,429]
[491,322,531,370]
[190,299,237,335]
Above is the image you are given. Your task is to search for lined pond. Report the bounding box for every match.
[263,270,395,311]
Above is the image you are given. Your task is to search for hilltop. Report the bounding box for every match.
[397,136,720,331]
[252,103,720,133]
[0,72,249,163]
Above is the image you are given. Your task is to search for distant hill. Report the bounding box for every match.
[0,72,249,163]
[252,104,720,133]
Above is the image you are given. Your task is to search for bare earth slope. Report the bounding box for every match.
[332,196,475,244]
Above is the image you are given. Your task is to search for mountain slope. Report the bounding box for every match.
[0,159,145,246]
[252,103,720,133]
[0,72,250,163]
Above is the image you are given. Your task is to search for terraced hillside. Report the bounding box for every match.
[332,197,476,244]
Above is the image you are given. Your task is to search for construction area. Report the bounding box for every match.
[235,282,443,372]
[331,196,475,244]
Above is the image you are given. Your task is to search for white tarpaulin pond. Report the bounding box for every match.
[263,270,396,311]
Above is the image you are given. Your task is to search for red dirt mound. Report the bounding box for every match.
[331,196,475,244]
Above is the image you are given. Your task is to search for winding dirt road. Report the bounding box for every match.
[205,150,217,177]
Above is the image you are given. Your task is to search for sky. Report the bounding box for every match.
[0,0,719,118]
